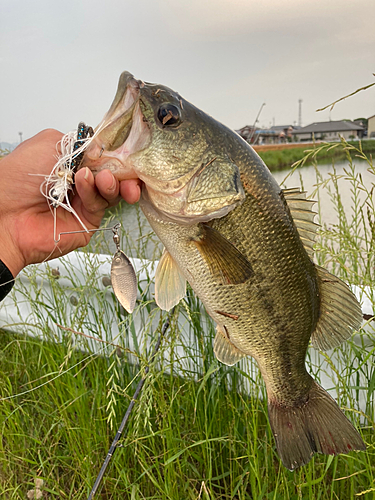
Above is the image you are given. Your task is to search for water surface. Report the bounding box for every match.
[272,158,373,227]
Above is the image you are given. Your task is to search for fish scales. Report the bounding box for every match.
[82,71,365,470]
[143,151,319,404]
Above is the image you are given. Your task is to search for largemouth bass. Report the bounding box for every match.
[82,72,365,470]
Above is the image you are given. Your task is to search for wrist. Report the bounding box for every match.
[0,223,26,278]
[0,259,15,301]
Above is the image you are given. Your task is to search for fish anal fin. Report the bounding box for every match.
[193,224,253,285]
[214,325,246,366]
[282,188,319,258]
[311,266,363,351]
[268,380,365,470]
[155,249,186,311]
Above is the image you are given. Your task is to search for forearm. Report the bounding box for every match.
[0,229,23,301]
[0,259,15,302]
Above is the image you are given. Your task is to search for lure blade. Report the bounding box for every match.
[111,250,137,313]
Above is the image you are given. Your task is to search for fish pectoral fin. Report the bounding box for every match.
[192,224,254,285]
[214,325,246,366]
[311,266,363,351]
[155,248,186,311]
[282,188,319,258]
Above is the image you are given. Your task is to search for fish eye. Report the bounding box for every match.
[157,104,181,127]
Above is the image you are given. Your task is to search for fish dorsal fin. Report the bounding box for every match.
[155,249,186,311]
[214,325,246,366]
[311,266,363,351]
[282,188,319,257]
[192,224,254,285]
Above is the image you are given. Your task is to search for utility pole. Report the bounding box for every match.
[19,132,23,143]
[298,99,302,127]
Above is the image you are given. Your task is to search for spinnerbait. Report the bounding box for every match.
[50,122,94,207]
[37,120,100,241]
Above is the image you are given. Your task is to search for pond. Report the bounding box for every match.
[272,158,374,228]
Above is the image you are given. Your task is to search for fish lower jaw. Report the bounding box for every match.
[83,157,138,181]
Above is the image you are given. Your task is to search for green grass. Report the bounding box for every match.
[0,139,374,499]
[257,139,375,171]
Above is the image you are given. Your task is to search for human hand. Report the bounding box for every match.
[0,129,141,277]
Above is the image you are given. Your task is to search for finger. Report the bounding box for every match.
[94,169,122,207]
[120,178,142,204]
[75,167,109,216]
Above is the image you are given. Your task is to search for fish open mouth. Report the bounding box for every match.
[81,72,151,180]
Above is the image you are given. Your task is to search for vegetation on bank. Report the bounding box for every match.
[257,139,375,171]
[0,139,374,499]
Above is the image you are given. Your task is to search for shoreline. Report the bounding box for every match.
[254,139,375,171]
[253,141,324,152]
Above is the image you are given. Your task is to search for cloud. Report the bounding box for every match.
[1,0,374,140]
[158,0,371,41]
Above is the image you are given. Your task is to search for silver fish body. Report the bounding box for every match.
[111,249,137,313]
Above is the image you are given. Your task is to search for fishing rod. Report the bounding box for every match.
[87,310,175,500]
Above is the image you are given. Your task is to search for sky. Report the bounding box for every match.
[1,0,375,144]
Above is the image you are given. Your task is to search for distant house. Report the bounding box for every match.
[292,120,365,142]
[237,124,300,144]
[270,125,300,142]
[368,115,375,138]
[353,118,367,130]
[236,125,257,142]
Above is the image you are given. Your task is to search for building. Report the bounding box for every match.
[236,125,257,142]
[353,118,367,130]
[270,125,300,142]
[368,115,375,138]
[292,120,365,142]
[237,124,300,145]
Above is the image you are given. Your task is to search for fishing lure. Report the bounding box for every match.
[56,222,138,313]
[50,122,93,207]
[39,121,98,241]
[111,225,137,313]
[39,122,138,312]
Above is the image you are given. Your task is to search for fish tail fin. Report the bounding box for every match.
[267,380,365,470]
